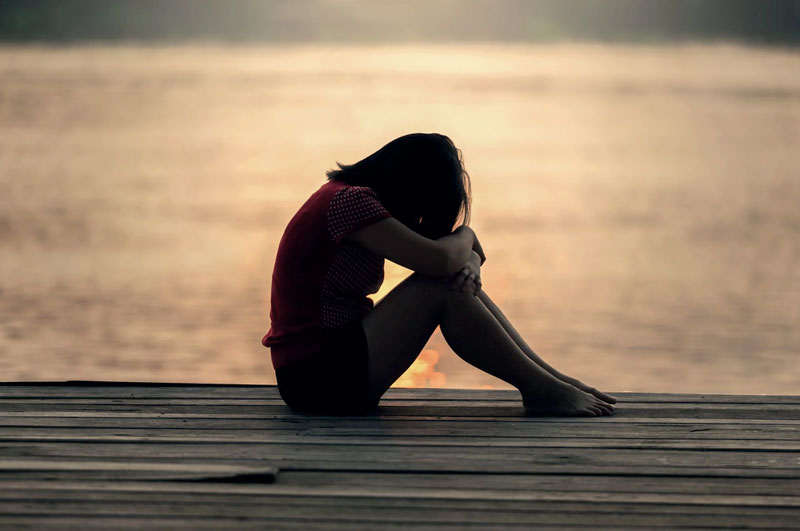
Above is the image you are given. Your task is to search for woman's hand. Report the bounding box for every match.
[448,250,482,295]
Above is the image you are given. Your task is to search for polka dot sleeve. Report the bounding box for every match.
[327,186,393,244]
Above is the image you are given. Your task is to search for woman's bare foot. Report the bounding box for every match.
[522,380,615,417]
[556,374,617,405]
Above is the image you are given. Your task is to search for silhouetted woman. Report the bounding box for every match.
[263,133,616,416]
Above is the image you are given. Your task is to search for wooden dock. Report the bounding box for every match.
[0,382,798,529]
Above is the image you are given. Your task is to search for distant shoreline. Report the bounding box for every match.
[1,0,798,46]
[0,40,798,52]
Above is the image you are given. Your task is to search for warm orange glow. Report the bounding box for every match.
[392,348,447,388]
[373,262,413,303]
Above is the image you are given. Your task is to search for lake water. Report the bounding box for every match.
[1,43,799,393]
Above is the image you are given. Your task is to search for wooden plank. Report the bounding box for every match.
[0,395,797,406]
[2,404,800,422]
[0,518,505,531]
[0,515,554,531]
[0,381,264,388]
[3,414,800,431]
[1,479,800,509]
[3,486,800,508]
[388,390,800,405]
[1,433,799,451]
[2,472,800,498]
[3,443,800,477]
[3,425,800,442]
[277,470,800,497]
[0,460,277,482]
[0,497,798,528]
[0,495,782,520]
[0,520,595,531]
[3,411,800,427]
[4,399,800,417]
[1,384,799,405]
[0,399,290,406]
[1,492,800,525]
[0,383,277,399]
[0,514,767,531]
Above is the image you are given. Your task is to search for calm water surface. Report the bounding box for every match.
[1,43,799,393]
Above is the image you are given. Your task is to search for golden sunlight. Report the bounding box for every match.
[392,348,447,389]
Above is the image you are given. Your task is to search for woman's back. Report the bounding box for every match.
[262,180,392,369]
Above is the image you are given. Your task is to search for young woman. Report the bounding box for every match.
[263,133,616,416]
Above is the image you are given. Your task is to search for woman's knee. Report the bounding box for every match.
[406,271,444,286]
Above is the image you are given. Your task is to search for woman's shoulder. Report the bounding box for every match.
[295,181,383,222]
[323,179,373,192]
[300,180,348,208]
[312,179,362,200]
[287,181,368,224]
[320,181,383,206]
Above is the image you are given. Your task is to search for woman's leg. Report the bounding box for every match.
[361,273,613,416]
[477,290,617,404]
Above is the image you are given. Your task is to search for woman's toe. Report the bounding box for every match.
[593,402,611,415]
[594,389,617,404]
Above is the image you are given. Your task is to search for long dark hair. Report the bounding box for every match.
[326,133,472,240]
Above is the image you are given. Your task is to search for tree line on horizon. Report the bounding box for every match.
[1,0,799,44]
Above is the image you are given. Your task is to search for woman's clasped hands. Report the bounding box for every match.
[448,250,483,296]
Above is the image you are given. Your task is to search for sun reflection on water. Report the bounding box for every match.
[392,348,447,388]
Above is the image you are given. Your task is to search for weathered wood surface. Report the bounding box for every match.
[0,382,798,529]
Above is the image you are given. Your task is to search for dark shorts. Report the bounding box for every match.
[275,319,378,415]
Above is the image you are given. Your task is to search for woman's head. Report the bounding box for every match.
[326,133,472,240]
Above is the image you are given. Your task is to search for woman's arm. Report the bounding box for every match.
[472,232,486,266]
[344,217,476,277]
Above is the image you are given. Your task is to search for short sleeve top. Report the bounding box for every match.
[262,180,393,369]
